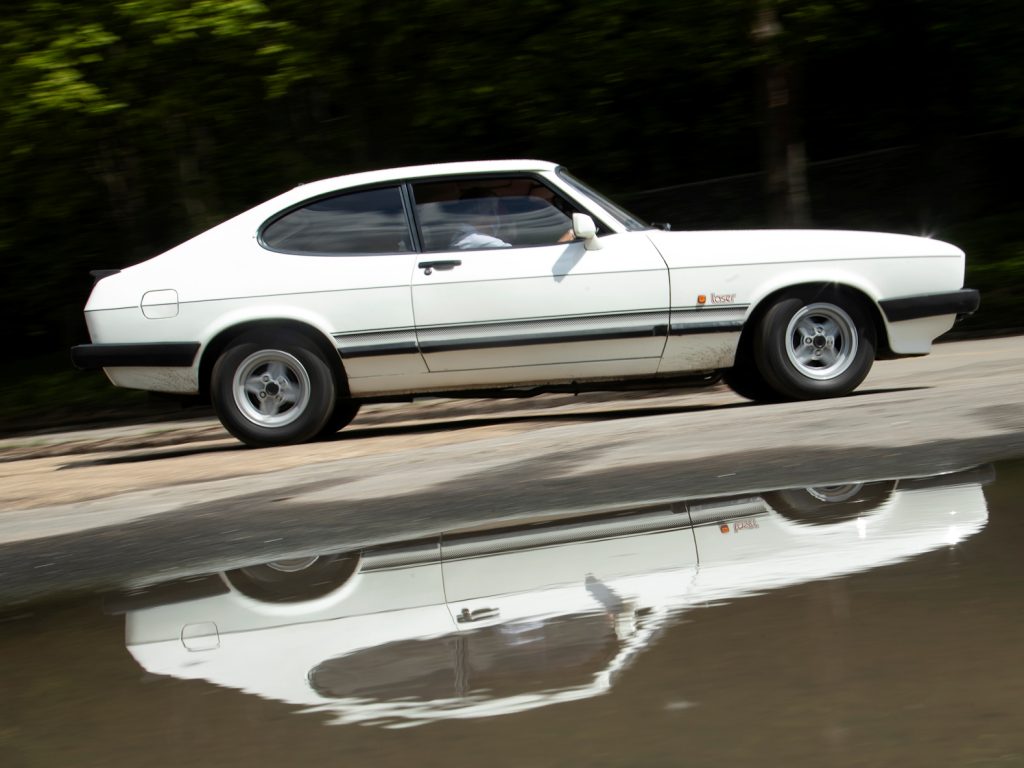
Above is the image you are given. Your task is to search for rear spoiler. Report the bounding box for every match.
[89,269,121,284]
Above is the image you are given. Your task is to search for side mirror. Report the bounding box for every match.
[572,213,602,250]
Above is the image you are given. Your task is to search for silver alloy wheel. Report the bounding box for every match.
[805,483,865,503]
[784,302,859,381]
[266,556,320,573]
[232,348,311,428]
[234,556,321,583]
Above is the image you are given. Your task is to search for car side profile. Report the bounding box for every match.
[71,160,980,446]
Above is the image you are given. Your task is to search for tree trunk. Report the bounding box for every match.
[753,0,811,227]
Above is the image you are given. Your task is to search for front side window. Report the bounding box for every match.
[261,186,411,255]
[412,177,584,252]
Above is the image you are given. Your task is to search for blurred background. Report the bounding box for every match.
[2,0,1021,429]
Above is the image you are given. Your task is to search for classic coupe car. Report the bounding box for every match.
[71,160,979,446]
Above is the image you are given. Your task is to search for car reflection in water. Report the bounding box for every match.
[117,466,992,728]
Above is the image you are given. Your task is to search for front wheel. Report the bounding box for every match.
[753,292,876,400]
[765,481,895,525]
[211,330,337,447]
[723,344,782,403]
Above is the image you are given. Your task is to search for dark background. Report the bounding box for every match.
[2,0,1021,425]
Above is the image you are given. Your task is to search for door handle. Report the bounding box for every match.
[418,259,462,275]
[456,606,499,623]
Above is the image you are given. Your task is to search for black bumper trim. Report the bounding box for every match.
[880,289,980,323]
[897,464,996,492]
[103,574,230,615]
[71,342,200,370]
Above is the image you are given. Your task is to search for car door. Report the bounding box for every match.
[440,506,700,635]
[408,176,669,382]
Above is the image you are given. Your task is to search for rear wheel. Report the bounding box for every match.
[224,553,360,603]
[211,330,337,447]
[753,291,876,400]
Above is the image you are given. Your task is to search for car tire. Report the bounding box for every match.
[223,553,360,603]
[764,481,895,525]
[211,330,337,447]
[723,322,784,402]
[317,399,362,439]
[753,290,876,400]
[723,356,782,402]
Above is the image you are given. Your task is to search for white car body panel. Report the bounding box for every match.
[410,232,669,377]
[648,229,966,361]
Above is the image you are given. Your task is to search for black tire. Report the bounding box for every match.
[753,290,876,400]
[316,399,362,439]
[764,481,895,525]
[211,330,337,447]
[723,356,782,402]
[723,323,783,402]
[223,553,360,603]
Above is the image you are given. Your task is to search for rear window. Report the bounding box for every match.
[261,186,411,255]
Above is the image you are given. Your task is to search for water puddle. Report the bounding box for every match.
[2,460,1022,766]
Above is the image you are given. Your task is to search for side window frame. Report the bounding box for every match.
[554,168,648,233]
[257,183,415,257]
[406,173,611,254]
[398,183,423,254]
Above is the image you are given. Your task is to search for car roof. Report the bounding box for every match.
[287,159,560,197]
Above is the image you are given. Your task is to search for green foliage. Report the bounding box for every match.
[946,214,1024,333]
[13,22,124,115]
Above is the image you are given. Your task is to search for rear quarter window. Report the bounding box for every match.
[261,186,411,255]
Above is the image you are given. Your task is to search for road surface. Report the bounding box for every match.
[1,335,1022,601]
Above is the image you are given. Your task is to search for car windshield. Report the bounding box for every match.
[556,169,650,232]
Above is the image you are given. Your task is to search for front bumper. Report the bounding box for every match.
[879,289,980,323]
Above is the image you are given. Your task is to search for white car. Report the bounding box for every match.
[71,160,980,446]
[118,467,991,727]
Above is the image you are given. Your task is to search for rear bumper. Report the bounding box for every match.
[880,289,980,323]
[70,342,200,370]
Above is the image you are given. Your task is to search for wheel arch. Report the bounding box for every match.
[198,318,348,399]
[737,281,892,366]
[221,552,362,605]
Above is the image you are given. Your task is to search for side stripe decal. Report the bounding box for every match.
[669,320,744,335]
[334,307,746,358]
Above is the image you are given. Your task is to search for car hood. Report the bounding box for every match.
[645,229,964,266]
